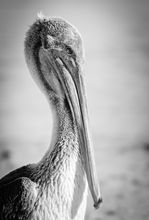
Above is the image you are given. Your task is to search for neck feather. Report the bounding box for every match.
[31,94,87,219]
[34,94,80,184]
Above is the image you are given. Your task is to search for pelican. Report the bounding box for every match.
[0,15,102,220]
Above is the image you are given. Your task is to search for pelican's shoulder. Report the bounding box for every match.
[0,176,38,219]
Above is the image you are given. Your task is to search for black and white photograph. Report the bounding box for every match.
[0,0,149,219]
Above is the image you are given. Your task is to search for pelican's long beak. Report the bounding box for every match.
[39,48,102,208]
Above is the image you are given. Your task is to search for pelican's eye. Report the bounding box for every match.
[66,46,73,55]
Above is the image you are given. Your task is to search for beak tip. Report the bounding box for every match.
[94,197,103,209]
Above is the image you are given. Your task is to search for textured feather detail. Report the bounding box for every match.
[0,177,38,220]
[37,12,45,20]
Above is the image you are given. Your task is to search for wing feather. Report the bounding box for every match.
[0,177,38,220]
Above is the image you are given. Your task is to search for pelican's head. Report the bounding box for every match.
[25,15,102,208]
[25,15,84,99]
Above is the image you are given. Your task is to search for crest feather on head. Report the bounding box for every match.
[37,12,46,20]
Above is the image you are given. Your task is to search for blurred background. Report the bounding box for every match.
[0,0,149,219]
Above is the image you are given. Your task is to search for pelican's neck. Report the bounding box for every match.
[50,96,78,153]
[47,94,78,156]
[33,94,88,220]
[35,94,80,183]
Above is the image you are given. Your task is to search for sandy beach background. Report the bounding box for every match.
[0,0,149,219]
